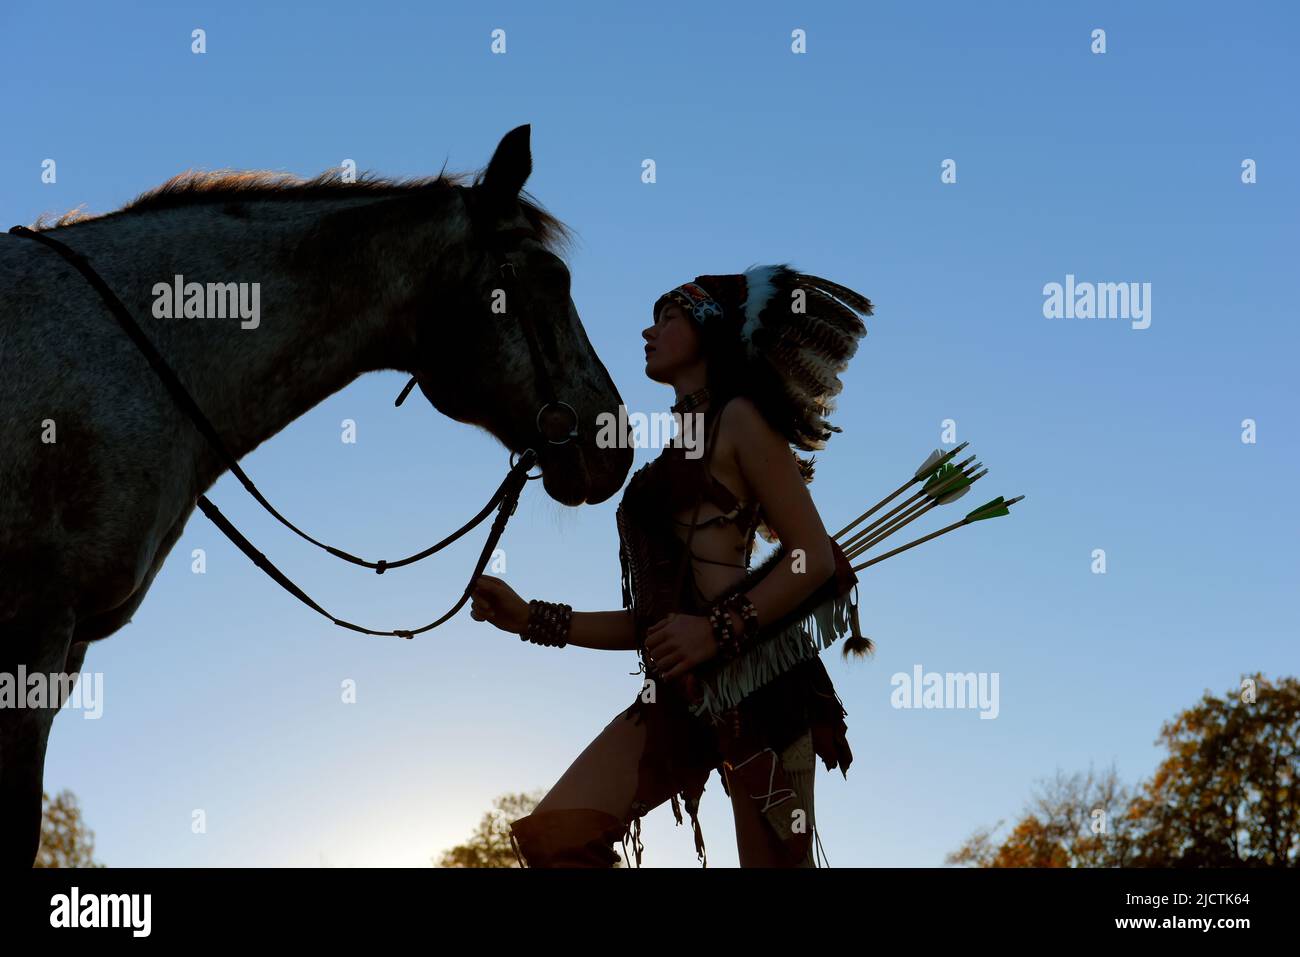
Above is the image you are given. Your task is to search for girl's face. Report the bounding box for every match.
[642,302,702,383]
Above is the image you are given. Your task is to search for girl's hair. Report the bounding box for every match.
[694,314,817,544]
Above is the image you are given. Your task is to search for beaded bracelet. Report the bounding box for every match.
[522,599,572,648]
[708,601,741,661]
[722,591,759,641]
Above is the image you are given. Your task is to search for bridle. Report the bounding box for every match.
[393,188,579,455]
[9,209,579,639]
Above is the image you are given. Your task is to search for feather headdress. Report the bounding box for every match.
[653,263,872,452]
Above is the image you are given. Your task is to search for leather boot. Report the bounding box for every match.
[508,808,626,868]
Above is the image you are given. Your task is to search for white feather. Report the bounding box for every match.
[740,264,783,352]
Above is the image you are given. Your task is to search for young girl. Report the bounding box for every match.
[470,265,874,867]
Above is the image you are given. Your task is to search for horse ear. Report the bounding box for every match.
[477,124,533,217]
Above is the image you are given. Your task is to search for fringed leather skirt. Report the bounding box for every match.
[616,654,853,867]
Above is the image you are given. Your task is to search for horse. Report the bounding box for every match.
[0,124,633,865]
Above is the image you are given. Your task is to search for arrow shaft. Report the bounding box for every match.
[839,484,929,552]
[845,495,940,560]
[851,516,969,571]
[832,443,969,542]
[844,461,981,558]
[850,494,1022,571]
[832,475,916,542]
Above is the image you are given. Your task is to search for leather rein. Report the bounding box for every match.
[9,215,578,639]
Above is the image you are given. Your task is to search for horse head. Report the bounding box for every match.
[408,125,632,506]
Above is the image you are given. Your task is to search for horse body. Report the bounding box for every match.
[0,126,632,863]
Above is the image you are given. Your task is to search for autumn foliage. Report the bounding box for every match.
[948,674,1298,868]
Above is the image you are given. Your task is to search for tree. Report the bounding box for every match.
[948,674,1298,868]
[945,764,1140,867]
[1128,673,1298,866]
[435,790,629,868]
[435,790,542,868]
[34,789,103,868]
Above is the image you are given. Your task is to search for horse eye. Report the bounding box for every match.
[533,257,569,290]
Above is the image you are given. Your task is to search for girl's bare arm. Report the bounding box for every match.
[471,576,637,650]
[723,397,836,628]
[565,609,639,651]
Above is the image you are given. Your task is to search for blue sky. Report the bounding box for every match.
[3,1,1296,866]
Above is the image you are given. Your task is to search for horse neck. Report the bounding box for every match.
[61,193,462,485]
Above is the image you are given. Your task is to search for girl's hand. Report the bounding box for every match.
[644,613,718,680]
[469,575,529,635]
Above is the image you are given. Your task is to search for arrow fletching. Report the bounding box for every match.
[923,462,974,504]
[965,495,1022,522]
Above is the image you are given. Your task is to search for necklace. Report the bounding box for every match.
[671,386,710,415]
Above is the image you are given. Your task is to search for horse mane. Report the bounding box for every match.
[30,167,576,256]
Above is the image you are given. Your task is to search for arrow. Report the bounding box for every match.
[839,454,980,556]
[851,495,1025,572]
[843,461,986,561]
[832,442,968,542]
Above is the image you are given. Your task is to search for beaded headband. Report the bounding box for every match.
[656,281,726,326]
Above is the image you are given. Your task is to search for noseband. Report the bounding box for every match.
[9,219,579,639]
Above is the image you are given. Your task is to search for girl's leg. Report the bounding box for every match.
[534,709,656,817]
[509,707,684,867]
[727,730,818,867]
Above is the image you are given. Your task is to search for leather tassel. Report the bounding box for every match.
[842,587,875,659]
[685,793,707,867]
[628,815,644,868]
[619,540,632,611]
[692,813,708,867]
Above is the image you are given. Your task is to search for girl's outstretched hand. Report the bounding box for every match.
[644,612,718,680]
[470,575,529,634]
